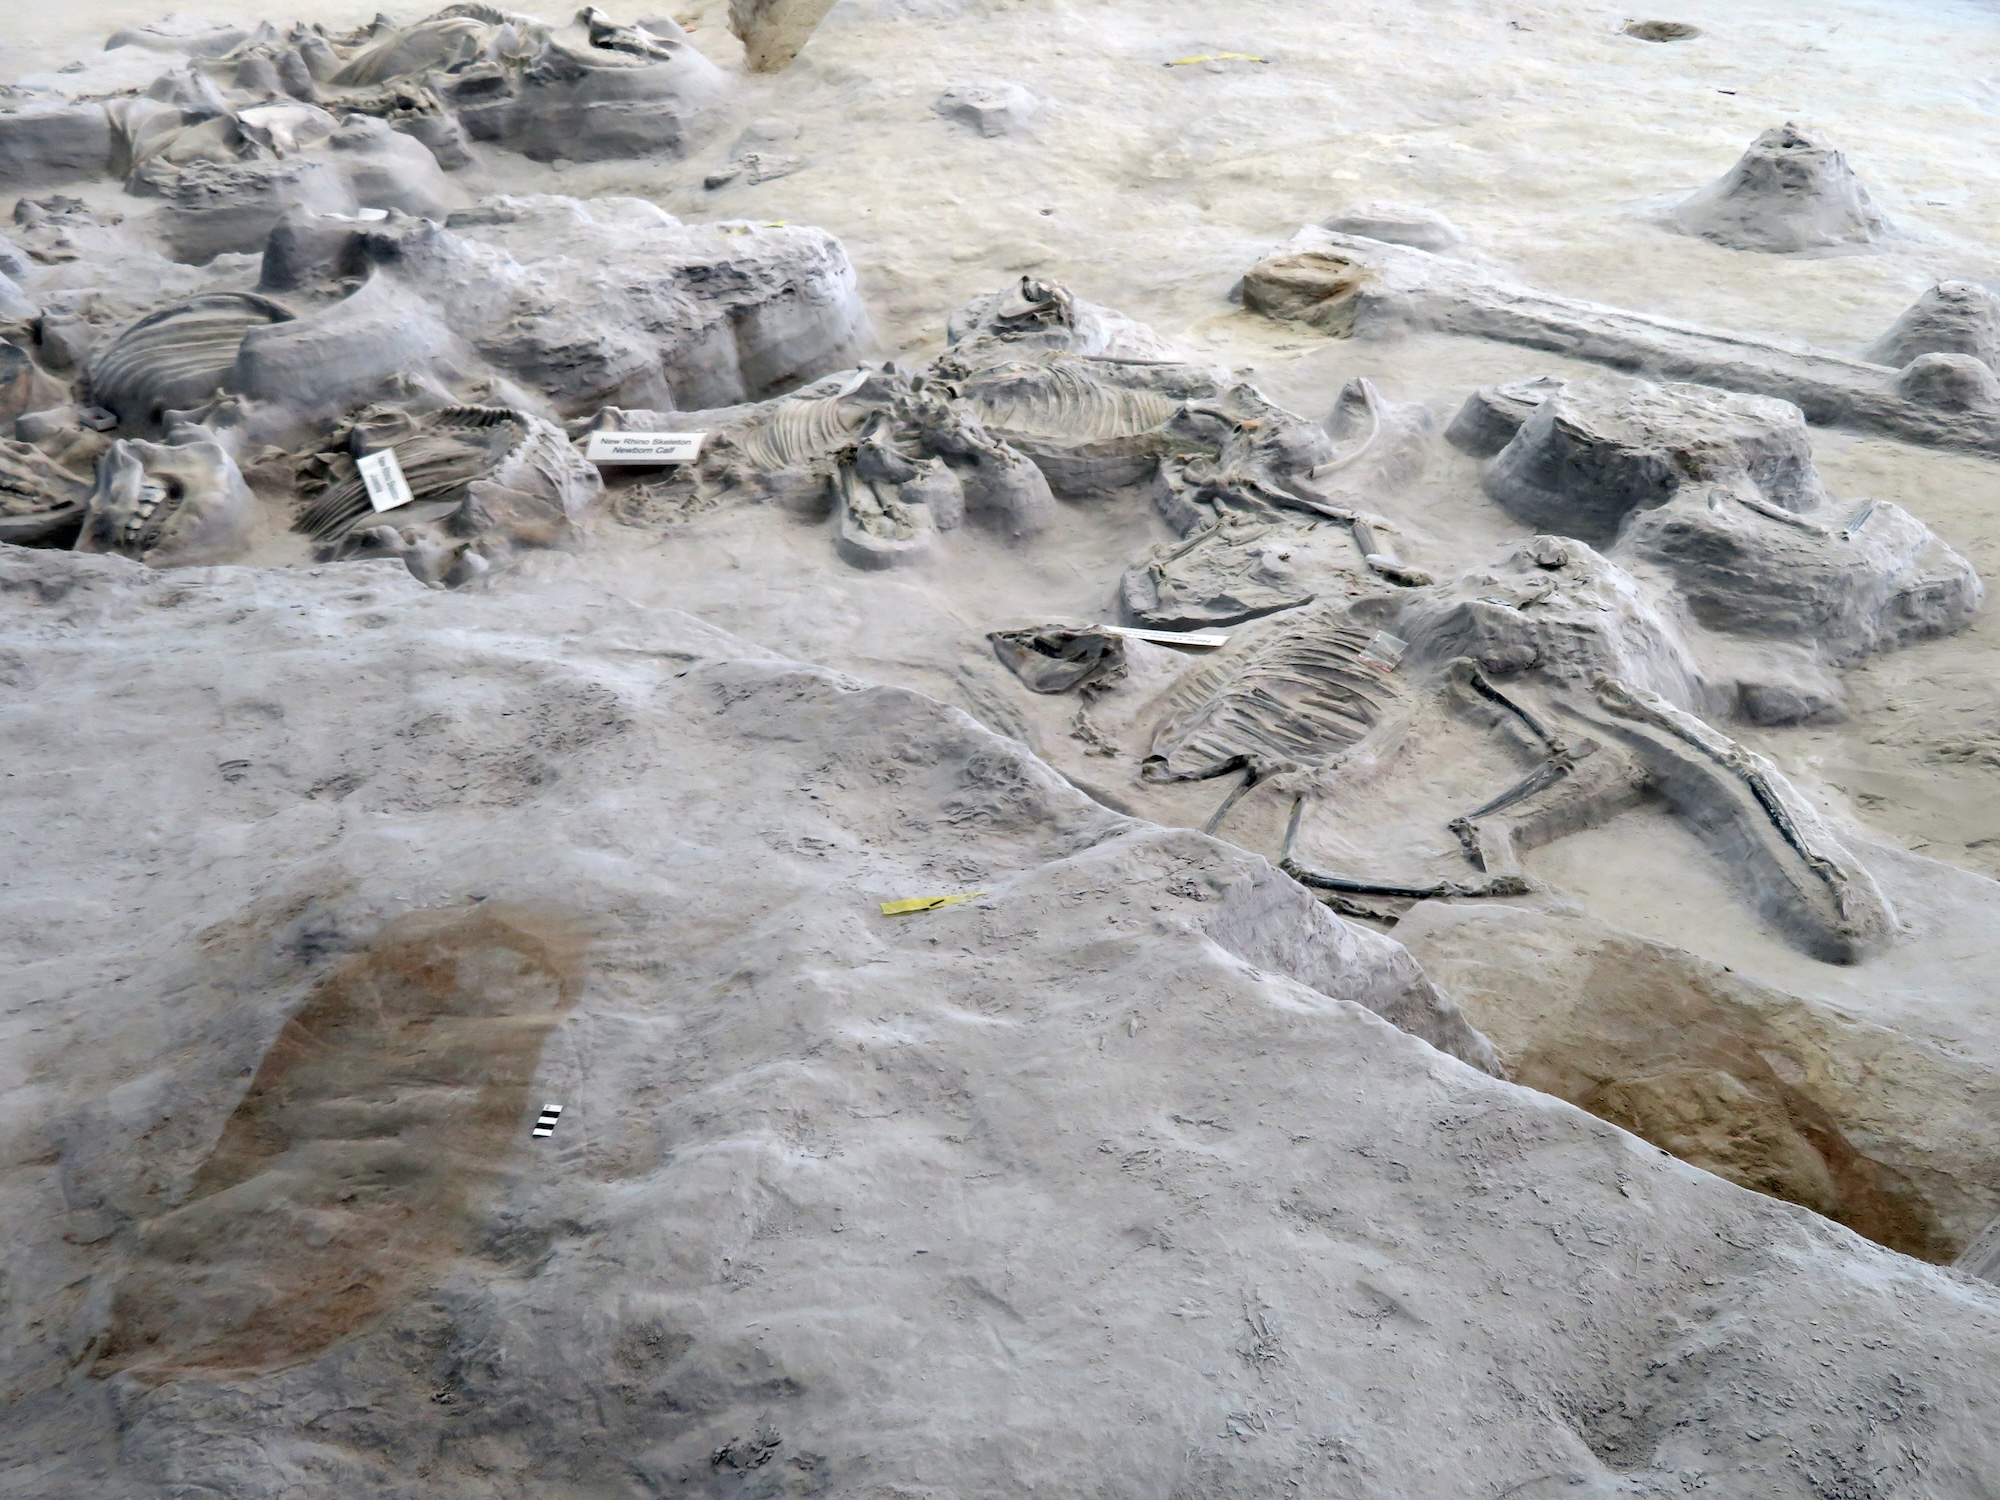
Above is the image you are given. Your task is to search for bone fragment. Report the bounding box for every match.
[1244,228,2000,459]
[1586,677,1898,964]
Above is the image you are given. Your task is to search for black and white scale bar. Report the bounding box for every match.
[531,1103,563,1138]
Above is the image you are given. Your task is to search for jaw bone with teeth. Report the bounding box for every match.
[74,431,255,566]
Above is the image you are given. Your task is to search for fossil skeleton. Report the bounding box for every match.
[293,402,600,586]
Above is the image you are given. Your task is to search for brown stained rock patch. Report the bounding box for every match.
[1510,942,1953,1260]
[95,903,588,1383]
[1396,904,1976,1263]
[1239,250,1377,337]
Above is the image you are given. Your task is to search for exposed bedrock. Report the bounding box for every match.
[0,334,67,427]
[0,99,114,189]
[1444,373,1566,456]
[1479,378,1982,664]
[126,106,463,263]
[1619,483,1982,662]
[1671,123,1889,254]
[0,267,35,326]
[1897,350,2000,409]
[1322,199,1465,253]
[435,11,729,163]
[1187,842,1500,1073]
[1485,379,1826,542]
[1396,901,1997,1260]
[222,196,873,431]
[934,80,1039,137]
[8,549,2000,1496]
[1243,228,2000,457]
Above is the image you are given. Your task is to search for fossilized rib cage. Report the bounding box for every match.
[724,392,873,472]
[85,293,296,430]
[332,12,510,86]
[434,1,543,25]
[295,406,536,542]
[1146,611,1403,780]
[956,358,1182,446]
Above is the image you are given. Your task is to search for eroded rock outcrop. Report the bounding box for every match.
[1672,124,1889,254]
[729,0,839,72]
[1396,900,2000,1261]
[5,548,1999,1497]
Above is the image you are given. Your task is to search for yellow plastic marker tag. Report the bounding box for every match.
[1164,52,1269,66]
[880,893,985,916]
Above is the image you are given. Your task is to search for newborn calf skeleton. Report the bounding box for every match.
[293,402,600,587]
[596,278,1433,600]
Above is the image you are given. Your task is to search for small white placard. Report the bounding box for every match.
[357,448,415,513]
[585,430,706,465]
[1357,630,1409,673]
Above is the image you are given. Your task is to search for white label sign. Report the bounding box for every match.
[1100,624,1229,648]
[585,430,706,465]
[357,447,415,513]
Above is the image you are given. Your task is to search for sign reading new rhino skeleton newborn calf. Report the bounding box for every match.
[583,431,706,464]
